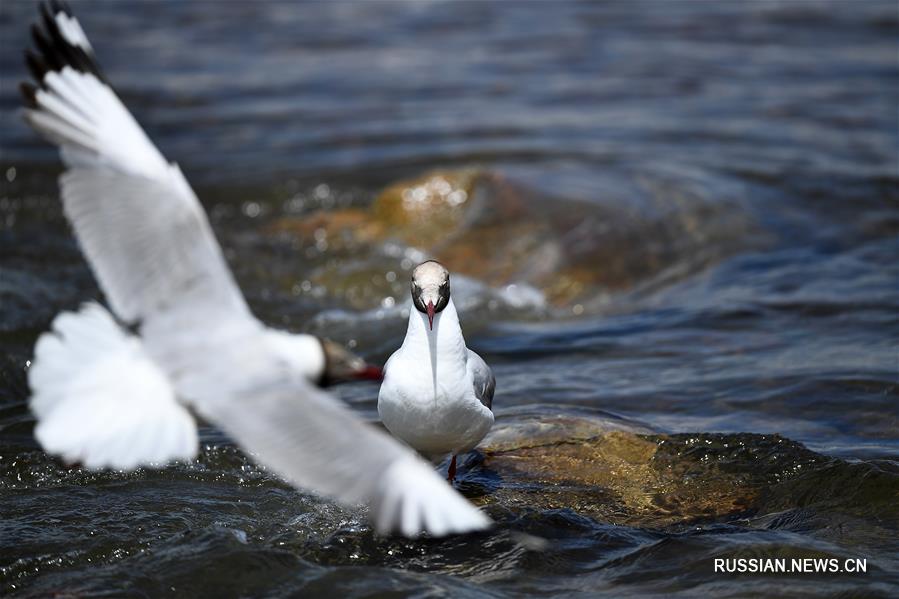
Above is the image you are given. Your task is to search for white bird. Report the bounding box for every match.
[20,0,490,538]
[379,261,495,482]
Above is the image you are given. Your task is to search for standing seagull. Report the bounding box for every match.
[379,261,495,482]
[20,1,490,538]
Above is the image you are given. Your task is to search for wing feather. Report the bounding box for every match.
[468,350,495,410]
[22,3,249,325]
[200,376,491,537]
[58,167,249,323]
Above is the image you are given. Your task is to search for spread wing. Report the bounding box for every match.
[468,350,495,411]
[21,0,250,326]
[200,372,491,537]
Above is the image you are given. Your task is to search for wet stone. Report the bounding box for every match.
[460,413,831,529]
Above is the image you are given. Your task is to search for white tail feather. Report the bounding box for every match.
[28,303,198,469]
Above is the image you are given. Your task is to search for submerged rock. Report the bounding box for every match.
[269,169,758,313]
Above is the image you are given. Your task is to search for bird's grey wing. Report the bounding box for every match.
[21,3,251,326]
[468,350,495,411]
[196,372,491,538]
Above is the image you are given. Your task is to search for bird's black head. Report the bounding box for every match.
[317,338,383,387]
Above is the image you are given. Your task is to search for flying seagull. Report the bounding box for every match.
[379,261,495,482]
[20,0,490,538]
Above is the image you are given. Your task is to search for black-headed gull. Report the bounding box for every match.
[379,261,495,482]
[20,0,490,538]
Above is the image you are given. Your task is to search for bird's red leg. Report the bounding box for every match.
[447,454,457,483]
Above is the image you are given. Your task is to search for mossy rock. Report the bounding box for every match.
[466,412,825,528]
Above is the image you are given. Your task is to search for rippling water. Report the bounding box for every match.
[1,1,897,596]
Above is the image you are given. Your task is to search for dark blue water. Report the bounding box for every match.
[1,1,897,596]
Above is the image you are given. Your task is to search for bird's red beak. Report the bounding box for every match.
[356,365,384,381]
[427,300,435,330]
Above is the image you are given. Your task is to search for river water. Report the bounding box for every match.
[1,1,897,596]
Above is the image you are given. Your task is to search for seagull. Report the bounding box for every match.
[20,0,490,538]
[379,261,495,483]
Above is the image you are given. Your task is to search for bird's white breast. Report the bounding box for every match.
[378,301,494,457]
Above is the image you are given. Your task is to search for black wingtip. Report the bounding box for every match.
[30,24,60,73]
[39,1,54,25]
[24,0,107,88]
[20,82,39,109]
[25,49,49,85]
